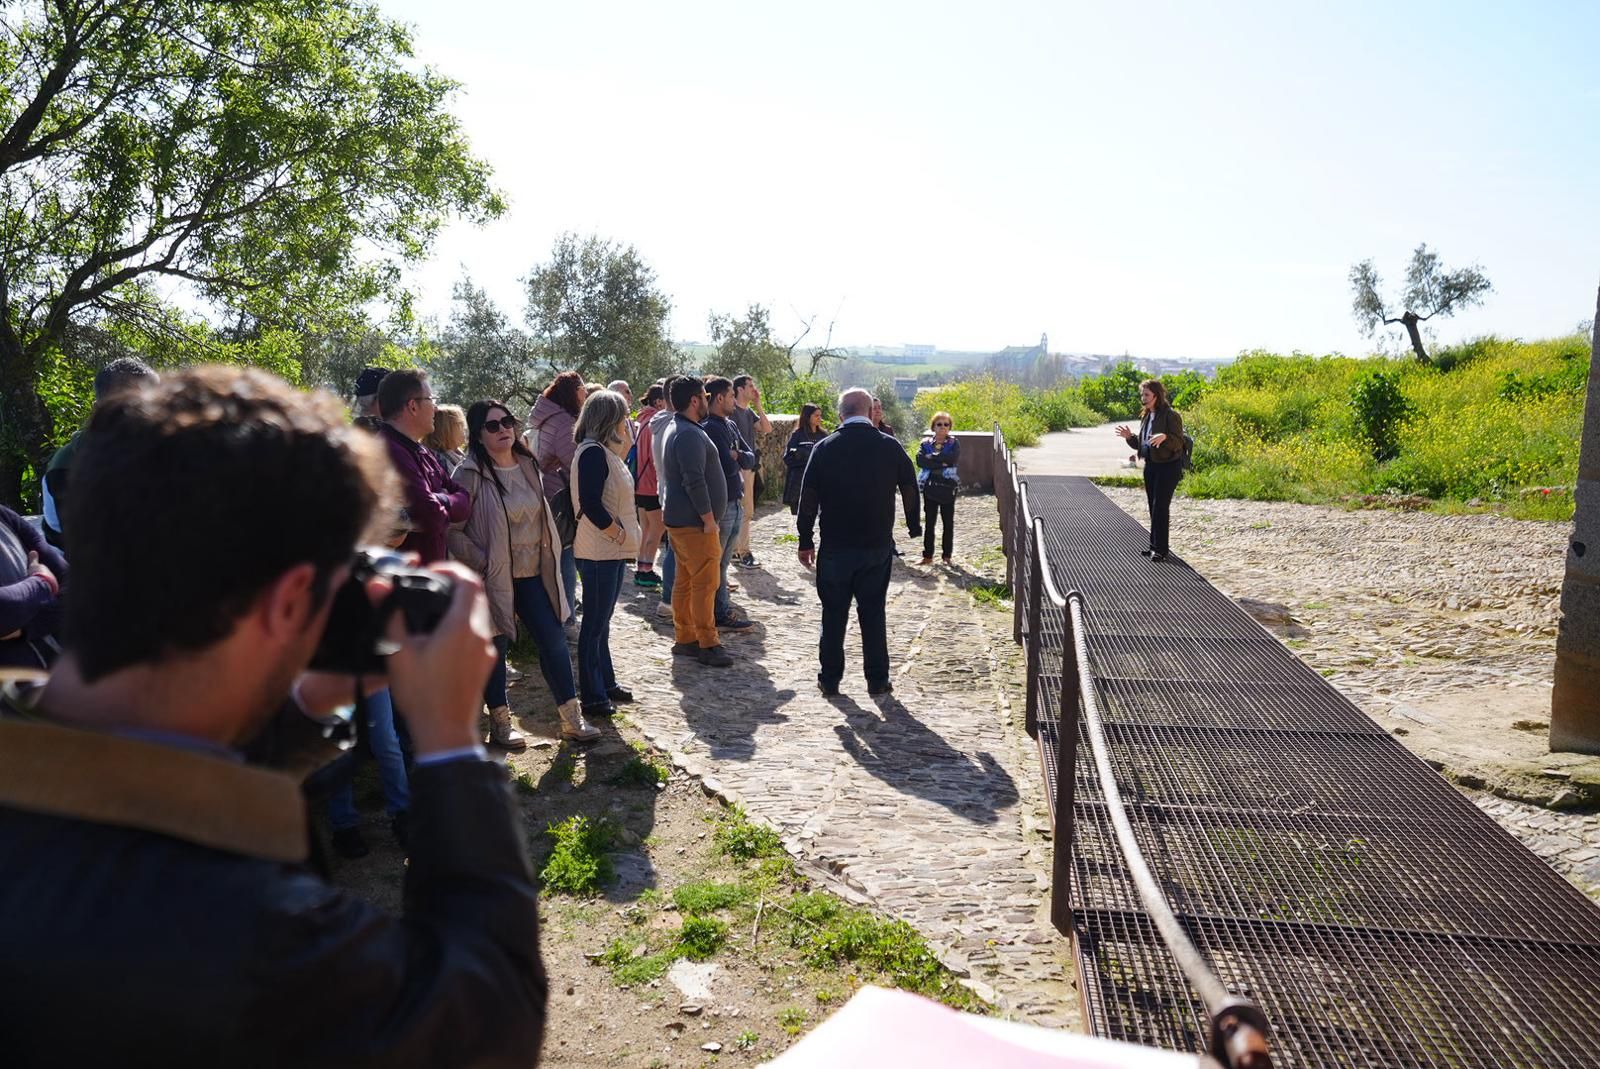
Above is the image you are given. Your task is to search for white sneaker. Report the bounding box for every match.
[655,600,674,619]
[557,699,601,741]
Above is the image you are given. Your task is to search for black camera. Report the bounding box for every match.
[308,549,454,675]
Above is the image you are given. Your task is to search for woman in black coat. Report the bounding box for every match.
[1115,378,1187,562]
[781,404,828,515]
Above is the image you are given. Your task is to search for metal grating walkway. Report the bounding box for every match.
[1016,475,1600,1068]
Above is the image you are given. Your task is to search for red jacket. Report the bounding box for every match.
[381,423,469,563]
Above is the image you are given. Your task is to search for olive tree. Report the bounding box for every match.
[1350,244,1492,364]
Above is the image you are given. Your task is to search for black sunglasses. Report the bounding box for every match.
[483,416,519,433]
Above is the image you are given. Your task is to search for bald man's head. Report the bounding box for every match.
[838,388,872,419]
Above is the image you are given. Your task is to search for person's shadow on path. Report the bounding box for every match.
[831,692,1018,825]
[669,623,796,761]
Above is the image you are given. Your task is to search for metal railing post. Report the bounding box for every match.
[1051,579,1082,935]
[1024,516,1045,739]
[1012,478,1029,646]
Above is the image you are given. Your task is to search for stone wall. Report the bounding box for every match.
[753,415,798,503]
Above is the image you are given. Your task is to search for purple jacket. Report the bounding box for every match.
[381,423,469,564]
[0,507,67,639]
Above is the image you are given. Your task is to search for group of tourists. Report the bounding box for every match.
[0,349,1197,1066]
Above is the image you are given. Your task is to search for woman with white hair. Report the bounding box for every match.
[571,389,642,719]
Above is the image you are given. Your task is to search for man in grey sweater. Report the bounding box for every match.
[659,377,733,667]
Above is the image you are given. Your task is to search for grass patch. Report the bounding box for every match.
[712,805,785,861]
[673,880,752,914]
[540,815,616,896]
[774,532,799,545]
[676,915,728,960]
[735,1030,760,1051]
[1090,473,1143,489]
[969,580,1011,610]
[778,1006,809,1035]
[599,935,676,986]
[780,892,984,1011]
[610,740,669,788]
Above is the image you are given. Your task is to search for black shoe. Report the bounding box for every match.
[331,826,369,860]
[671,642,699,657]
[1140,549,1154,557]
[818,676,840,697]
[582,700,617,718]
[1150,552,1168,562]
[716,615,755,631]
[698,645,734,667]
[606,686,635,704]
[390,812,409,851]
[868,681,894,697]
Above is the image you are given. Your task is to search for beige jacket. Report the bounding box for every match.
[571,439,641,562]
[447,453,569,638]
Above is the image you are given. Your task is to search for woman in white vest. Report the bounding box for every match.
[570,389,643,719]
[449,399,599,744]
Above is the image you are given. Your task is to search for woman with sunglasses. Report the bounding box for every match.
[916,411,961,565]
[448,400,599,745]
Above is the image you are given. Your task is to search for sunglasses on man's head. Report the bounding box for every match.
[483,416,519,432]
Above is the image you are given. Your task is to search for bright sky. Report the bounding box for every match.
[376,0,1600,360]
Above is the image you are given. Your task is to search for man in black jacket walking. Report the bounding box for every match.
[0,367,547,1067]
[797,388,921,697]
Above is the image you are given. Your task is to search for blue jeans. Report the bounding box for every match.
[715,498,742,619]
[576,558,625,703]
[815,544,894,689]
[327,688,410,830]
[560,544,578,624]
[659,535,676,604]
[485,574,577,707]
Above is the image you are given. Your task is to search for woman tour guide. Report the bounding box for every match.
[1115,378,1186,562]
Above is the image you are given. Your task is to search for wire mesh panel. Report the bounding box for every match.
[1004,476,1600,1067]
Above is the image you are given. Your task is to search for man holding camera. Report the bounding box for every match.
[0,368,547,1066]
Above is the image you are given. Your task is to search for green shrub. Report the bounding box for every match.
[540,815,616,896]
[1349,370,1414,461]
[1019,387,1098,432]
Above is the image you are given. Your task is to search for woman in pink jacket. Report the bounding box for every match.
[526,370,586,625]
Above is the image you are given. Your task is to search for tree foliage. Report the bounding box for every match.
[1349,244,1492,364]
[427,273,538,407]
[522,232,677,390]
[704,303,790,384]
[0,0,501,508]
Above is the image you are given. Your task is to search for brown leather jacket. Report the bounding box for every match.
[1139,406,1187,465]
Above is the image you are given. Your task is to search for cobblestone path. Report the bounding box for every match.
[609,499,1080,1027]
